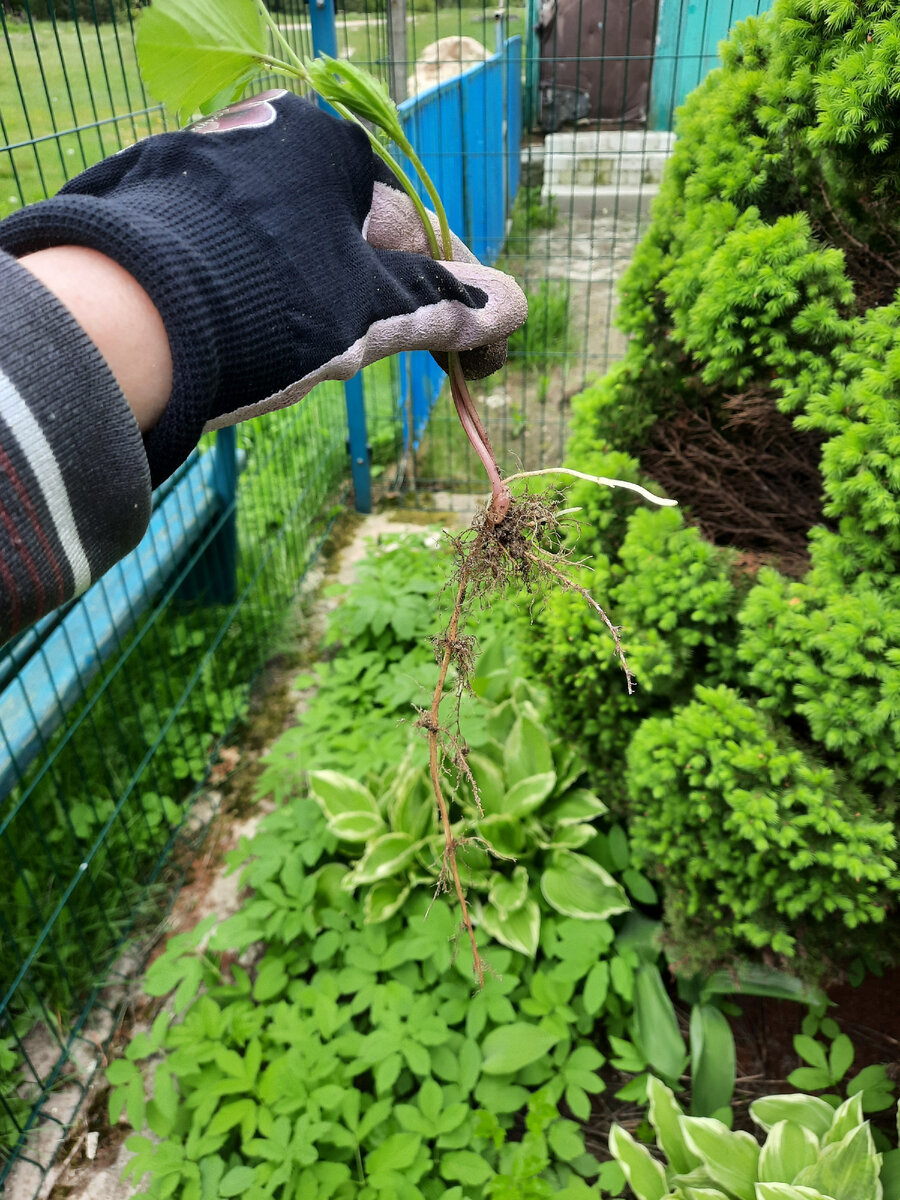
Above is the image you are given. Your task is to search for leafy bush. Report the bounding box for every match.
[626,685,899,967]
[525,0,900,975]
[523,502,743,775]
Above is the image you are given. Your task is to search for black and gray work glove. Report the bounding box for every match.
[0,89,527,486]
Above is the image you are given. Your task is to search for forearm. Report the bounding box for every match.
[18,246,173,434]
[0,249,152,644]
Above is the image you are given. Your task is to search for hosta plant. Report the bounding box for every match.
[608,1075,900,1200]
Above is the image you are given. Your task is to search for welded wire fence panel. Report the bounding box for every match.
[411,0,771,508]
[1,5,350,1185]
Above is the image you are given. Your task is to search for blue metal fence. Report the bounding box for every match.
[650,0,770,129]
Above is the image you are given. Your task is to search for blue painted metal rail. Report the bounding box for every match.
[0,433,242,798]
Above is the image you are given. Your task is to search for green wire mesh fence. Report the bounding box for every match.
[0,0,769,1190]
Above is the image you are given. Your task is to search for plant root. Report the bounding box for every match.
[421,487,633,986]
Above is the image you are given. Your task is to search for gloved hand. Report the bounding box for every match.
[0,89,526,486]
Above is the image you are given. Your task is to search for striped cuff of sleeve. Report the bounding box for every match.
[0,250,151,643]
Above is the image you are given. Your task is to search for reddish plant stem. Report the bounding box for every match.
[448,353,510,524]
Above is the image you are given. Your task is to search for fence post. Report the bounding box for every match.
[524,0,540,128]
[344,376,372,514]
[305,0,373,513]
[386,0,408,104]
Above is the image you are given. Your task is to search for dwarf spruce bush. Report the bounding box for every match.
[529,0,900,972]
[626,685,899,967]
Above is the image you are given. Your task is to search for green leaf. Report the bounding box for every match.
[794,1123,882,1200]
[345,833,422,886]
[583,961,610,1016]
[481,1023,560,1076]
[681,1118,761,1200]
[417,1078,442,1124]
[758,1121,819,1184]
[364,878,410,924]
[690,1004,736,1117]
[647,1076,699,1177]
[787,1067,833,1092]
[220,1166,257,1197]
[504,715,555,787]
[488,866,530,917]
[365,1132,422,1174]
[541,851,631,921]
[548,1118,586,1162]
[755,1186,838,1200]
[608,1124,667,1200]
[828,1034,854,1083]
[702,966,824,1008]
[794,1036,828,1073]
[633,964,687,1084]
[881,1147,900,1200]
[502,772,557,816]
[750,1095,836,1140]
[439,1150,494,1186]
[623,868,658,905]
[548,788,607,826]
[478,898,541,958]
[136,0,266,117]
[306,55,404,142]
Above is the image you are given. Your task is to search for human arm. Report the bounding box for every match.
[0,91,526,643]
[0,249,152,643]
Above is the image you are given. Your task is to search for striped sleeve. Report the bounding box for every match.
[0,250,151,644]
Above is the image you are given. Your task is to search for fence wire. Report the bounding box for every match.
[1,0,769,1189]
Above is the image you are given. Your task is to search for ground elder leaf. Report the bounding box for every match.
[137,0,266,116]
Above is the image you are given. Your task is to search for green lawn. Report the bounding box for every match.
[0,9,524,219]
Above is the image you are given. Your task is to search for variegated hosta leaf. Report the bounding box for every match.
[608,1124,668,1200]
[750,1095,836,1141]
[680,1117,761,1200]
[488,866,529,918]
[364,879,410,924]
[540,850,631,921]
[821,1093,864,1148]
[343,833,425,887]
[758,1121,819,1184]
[793,1123,882,1200]
[476,897,540,958]
[755,1185,841,1200]
[647,1076,700,1177]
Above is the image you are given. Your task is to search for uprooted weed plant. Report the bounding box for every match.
[135,0,677,980]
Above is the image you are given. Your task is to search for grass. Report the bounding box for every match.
[0,8,525,219]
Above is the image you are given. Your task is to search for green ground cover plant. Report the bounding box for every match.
[525,0,900,978]
[106,533,892,1198]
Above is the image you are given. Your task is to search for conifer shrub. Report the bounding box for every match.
[625,685,900,968]
[528,0,900,973]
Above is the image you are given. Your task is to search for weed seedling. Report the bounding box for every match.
[137,0,676,982]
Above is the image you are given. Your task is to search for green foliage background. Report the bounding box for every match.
[525,0,900,976]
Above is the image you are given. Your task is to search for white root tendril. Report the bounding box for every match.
[502,467,678,508]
